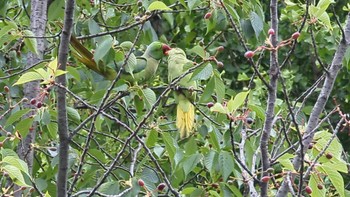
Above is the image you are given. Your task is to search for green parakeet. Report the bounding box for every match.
[119,41,171,84]
[70,35,171,83]
[167,48,197,138]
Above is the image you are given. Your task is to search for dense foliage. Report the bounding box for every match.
[0,0,349,196]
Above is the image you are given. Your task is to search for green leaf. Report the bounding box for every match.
[248,104,265,121]
[55,70,68,77]
[13,71,45,85]
[15,118,34,139]
[98,181,119,195]
[219,151,234,181]
[249,12,263,38]
[44,192,52,197]
[204,150,219,177]
[210,103,227,114]
[23,30,39,55]
[208,130,221,151]
[237,73,250,81]
[5,109,31,127]
[146,129,158,147]
[317,0,335,12]
[35,68,50,81]
[147,1,172,11]
[1,149,19,158]
[309,173,326,197]
[140,88,156,109]
[208,190,221,197]
[277,153,295,171]
[226,183,243,197]
[89,149,107,163]
[213,70,225,102]
[67,107,81,123]
[199,76,215,103]
[187,0,201,11]
[125,53,137,75]
[227,91,250,113]
[2,165,29,186]
[162,132,177,167]
[41,109,51,125]
[318,12,332,30]
[189,45,206,58]
[182,153,201,176]
[48,0,65,20]
[320,165,344,197]
[47,57,58,75]
[67,66,81,81]
[47,122,58,139]
[94,36,113,62]
[190,63,213,81]
[182,187,198,194]
[2,156,30,175]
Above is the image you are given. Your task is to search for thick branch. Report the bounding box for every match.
[277,12,350,197]
[260,0,279,196]
[56,0,75,196]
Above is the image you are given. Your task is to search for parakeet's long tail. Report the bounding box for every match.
[176,103,195,138]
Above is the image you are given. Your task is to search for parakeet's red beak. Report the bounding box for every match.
[162,44,172,55]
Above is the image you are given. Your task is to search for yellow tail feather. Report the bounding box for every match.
[176,103,195,138]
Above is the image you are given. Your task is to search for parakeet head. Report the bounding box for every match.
[166,48,186,57]
[145,41,171,60]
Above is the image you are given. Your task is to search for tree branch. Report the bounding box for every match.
[56,0,75,196]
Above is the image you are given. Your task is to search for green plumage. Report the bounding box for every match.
[120,41,167,84]
[71,37,170,83]
[167,48,197,138]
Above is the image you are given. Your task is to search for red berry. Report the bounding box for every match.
[292,32,300,40]
[204,12,212,19]
[317,183,323,190]
[138,179,145,187]
[305,186,312,194]
[36,102,42,108]
[244,51,255,58]
[211,183,219,188]
[4,86,9,93]
[268,28,275,35]
[217,61,224,68]
[30,98,37,105]
[308,143,314,149]
[207,102,214,108]
[325,153,333,159]
[261,176,270,183]
[217,46,224,52]
[157,183,166,191]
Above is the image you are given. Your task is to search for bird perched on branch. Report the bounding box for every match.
[70,35,171,84]
[167,48,197,138]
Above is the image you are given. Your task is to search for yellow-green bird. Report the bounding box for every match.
[70,36,171,83]
[167,48,197,138]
